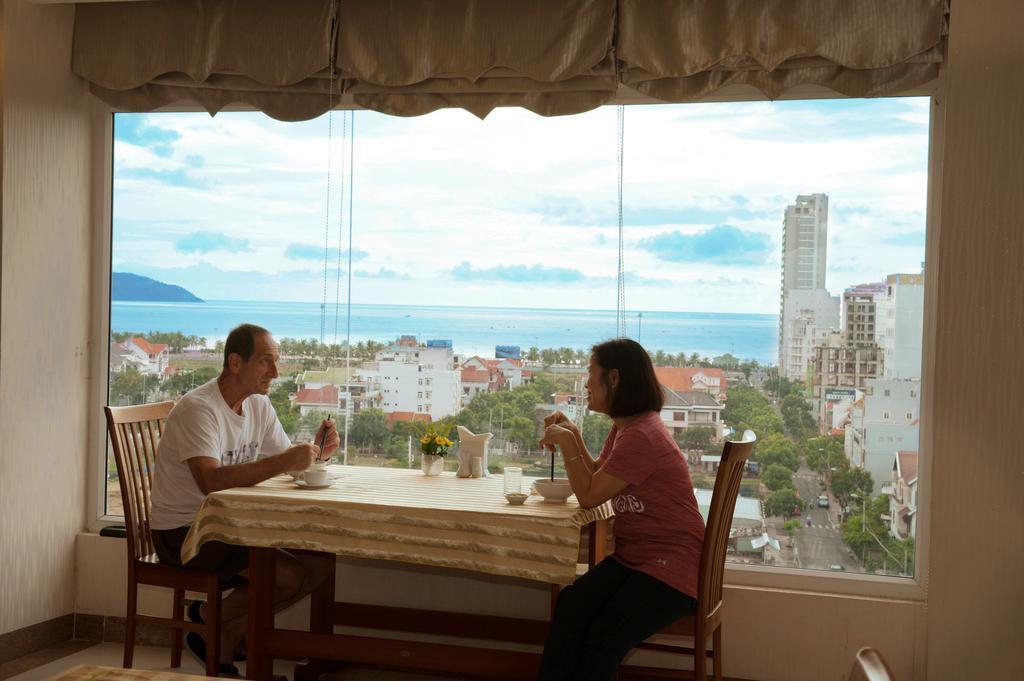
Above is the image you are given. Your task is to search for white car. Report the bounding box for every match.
[817,495,830,508]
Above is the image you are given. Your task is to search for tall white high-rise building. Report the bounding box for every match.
[778,193,837,380]
[876,272,925,380]
[781,193,829,291]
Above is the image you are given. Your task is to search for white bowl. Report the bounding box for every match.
[504,493,528,506]
[533,478,573,503]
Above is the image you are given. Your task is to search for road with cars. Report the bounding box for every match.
[791,463,862,572]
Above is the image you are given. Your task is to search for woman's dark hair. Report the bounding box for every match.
[590,338,664,418]
[223,323,271,370]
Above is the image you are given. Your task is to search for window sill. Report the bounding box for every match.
[725,562,925,601]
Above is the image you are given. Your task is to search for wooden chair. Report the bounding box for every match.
[849,647,896,681]
[620,429,757,681]
[105,402,231,676]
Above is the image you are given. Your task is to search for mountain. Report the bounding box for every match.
[111,272,204,303]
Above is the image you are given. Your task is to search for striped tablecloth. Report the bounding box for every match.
[181,465,613,585]
[45,666,208,681]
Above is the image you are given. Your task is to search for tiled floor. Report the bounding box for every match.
[3,643,462,681]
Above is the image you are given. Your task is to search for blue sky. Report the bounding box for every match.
[111,98,929,313]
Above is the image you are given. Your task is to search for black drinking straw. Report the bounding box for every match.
[550,447,555,481]
[317,414,332,462]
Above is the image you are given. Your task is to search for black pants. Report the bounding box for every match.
[152,526,249,579]
[538,557,696,681]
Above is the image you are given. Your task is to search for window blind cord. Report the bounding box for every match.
[320,66,336,348]
[616,105,626,338]
[333,111,347,347]
[343,112,355,465]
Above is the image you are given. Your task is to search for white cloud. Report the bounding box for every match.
[111,98,930,313]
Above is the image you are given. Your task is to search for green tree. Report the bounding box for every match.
[804,434,845,477]
[506,415,536,449]
[781,393,816,439]
[109,367,148,405]
[764,489,802,518]
[268,378,299,436]
[674,426,716,452]
[711,353,739,370]
[830,466,874,510]
[162,366,218,396]
[755,433,799,471]
[580,413,613,454]
[762,463,795,491]
[350,408,388,451]
[782,519,802,537]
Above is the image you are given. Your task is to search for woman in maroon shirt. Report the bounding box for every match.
[537,338,704,681]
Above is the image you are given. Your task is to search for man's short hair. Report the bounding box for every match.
[223,323,271,370]
[591,338,664,418]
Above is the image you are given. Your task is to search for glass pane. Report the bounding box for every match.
[107,99,928,578]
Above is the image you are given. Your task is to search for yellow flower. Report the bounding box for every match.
[434,435,444,445]
[443,438,453,446]
[420,435,432,444]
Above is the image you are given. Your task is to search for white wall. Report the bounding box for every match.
[0,0,94,635]
[2,2,1022,679]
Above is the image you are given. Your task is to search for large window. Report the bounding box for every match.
[106,98,929,577]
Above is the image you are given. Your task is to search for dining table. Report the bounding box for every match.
[180,465,613,680]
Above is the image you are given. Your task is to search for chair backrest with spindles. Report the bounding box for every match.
[696,430,756,620]
[849,647,896,681]
[104,401,175,561]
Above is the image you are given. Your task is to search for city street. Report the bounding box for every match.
[791,464,861,571]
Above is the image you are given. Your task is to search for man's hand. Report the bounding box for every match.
[313,420,340,460]
[544,411,580,437]
[282,443,319,471]
[188,443,318,495]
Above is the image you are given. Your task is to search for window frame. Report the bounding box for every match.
[87,87,943,602]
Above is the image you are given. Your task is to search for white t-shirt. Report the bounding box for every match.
[150,378,292,530]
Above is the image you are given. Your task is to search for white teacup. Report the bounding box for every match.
[304,462,330,486]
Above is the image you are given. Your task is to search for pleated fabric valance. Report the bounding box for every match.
[71,0,947,121]
[618,0,948,102]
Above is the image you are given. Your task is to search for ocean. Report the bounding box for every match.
[111,300,778,364]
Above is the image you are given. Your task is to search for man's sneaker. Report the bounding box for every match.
[187,600,246,662]
[184,631,240,677]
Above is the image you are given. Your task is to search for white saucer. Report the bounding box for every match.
[294,479,333,490]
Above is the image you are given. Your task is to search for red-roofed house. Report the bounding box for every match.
[385,411,431,426]
[291,385,340,416]
[461,367,491,402]
[653,367,727,401]
[888,450,919,540]
[462,356,528,388]
[123,337,169,375]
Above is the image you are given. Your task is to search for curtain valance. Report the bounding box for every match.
[617,0,947,102]
[72,0,946,121]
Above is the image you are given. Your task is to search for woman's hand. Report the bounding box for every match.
[539,422,576,452]
[543,411,580,438]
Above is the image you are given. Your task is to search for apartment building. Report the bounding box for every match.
[844,281,888,347]
[811,331,883,432]
[844,378,921,494]
[357,359,461,420]
[876,272,926,380]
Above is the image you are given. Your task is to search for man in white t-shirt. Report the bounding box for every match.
[150,323,338,673]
